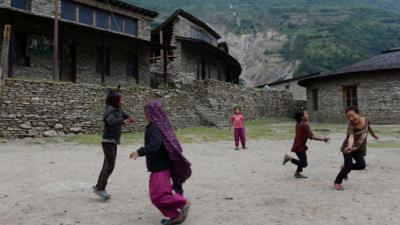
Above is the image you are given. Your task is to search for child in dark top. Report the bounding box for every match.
[333,106,379,191]
[93,87,133,200]
[130,100,191,225]
[282,110,330,178]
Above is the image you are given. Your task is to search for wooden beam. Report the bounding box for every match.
[0,25,11,81]
[0,25,12,112]
[53,0,60,81]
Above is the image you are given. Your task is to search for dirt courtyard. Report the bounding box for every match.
[0,133,399,225]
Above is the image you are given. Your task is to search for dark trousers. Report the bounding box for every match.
[96,143,117,190]
[291,151,308,173]
[335,150,366,184]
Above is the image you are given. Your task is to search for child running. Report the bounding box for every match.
[130,100,191,225]
[230,107,246,150]
[283,110,330,178]
[93,87,133,200]
[333,106,379,191]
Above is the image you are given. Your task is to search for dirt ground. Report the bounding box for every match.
[0,133,399,225]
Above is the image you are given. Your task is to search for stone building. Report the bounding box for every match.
[265,76,309,101]
[150,9,242,85]
[0,0,158,86]
[298,48,400,124]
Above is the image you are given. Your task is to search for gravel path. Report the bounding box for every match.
[0,134,399,225]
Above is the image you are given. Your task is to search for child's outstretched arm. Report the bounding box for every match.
[310,135,330,143]
[368,125,379,140]
[305,124,330,143]
[130,126,163,160]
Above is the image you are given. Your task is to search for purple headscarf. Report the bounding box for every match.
[144,100,192,194]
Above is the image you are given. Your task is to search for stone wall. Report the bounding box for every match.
[0,79,295,139]
[269,80,307,101]
[302,70,400,124]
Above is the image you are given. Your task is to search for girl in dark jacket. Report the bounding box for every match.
[93,87,133,200]
[130,100,191,225]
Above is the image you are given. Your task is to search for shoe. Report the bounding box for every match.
[294,173,308,179]
[234,147,239,151]
[92,186,111,200]
[242,146,247,150]
[334,183,344,191]
[282,154,291,165]
[181,200,191,220]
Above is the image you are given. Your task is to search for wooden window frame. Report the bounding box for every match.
[342,85,358,110]
[311,89,319,111]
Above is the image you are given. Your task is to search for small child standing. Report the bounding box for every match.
[283,110,330,178]
[230,107,246,150]
[130,100,191,225]
[333,106,379,191]
[93,87,133,200]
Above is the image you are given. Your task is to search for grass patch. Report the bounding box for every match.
[27,118,400,146]
[368,140,400,149]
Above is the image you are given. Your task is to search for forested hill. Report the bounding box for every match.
[127,0,400,85]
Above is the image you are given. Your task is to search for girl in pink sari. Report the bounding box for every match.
[130,100,191,225]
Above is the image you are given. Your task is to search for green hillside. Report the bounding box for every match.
[127,0,400,77]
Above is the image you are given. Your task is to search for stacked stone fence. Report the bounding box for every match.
[0,79,295,139]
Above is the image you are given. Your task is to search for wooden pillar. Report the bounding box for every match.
[53,0,60,81]
[163,45,167,88]
[101,37,106,84]
[59,23,64,81]
[159,30,164,74]
[0,25,12,112]
[0,25,11,81]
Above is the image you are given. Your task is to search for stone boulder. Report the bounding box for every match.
[43,130,58,137]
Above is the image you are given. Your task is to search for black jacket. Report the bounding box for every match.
[137,123,171,172]
[102,105,129,144]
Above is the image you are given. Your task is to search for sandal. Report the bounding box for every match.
[161,215,185,225]
[333,183,344,191]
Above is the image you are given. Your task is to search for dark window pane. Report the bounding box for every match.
[11,0,29,10]
[312,89,318,111]
[110,14,123,32]
[79,5,93,25]
[61,0,76,21]
[96,10,109,29]
[126,53,138,82]
[124,18,138,36]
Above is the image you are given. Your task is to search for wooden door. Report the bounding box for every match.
[61,43,76,82]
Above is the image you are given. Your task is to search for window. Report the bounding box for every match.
[11,0,30,10]
[190,27,212,44]
[311,89,318,111]
[95,46,110,76]
[343,86,358,109]
[110,14,123,32]
[79,5,93,25]
[124,18,138,36]
[61,0,76,21]
[126,53,138,82]
[96,10,109,29]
